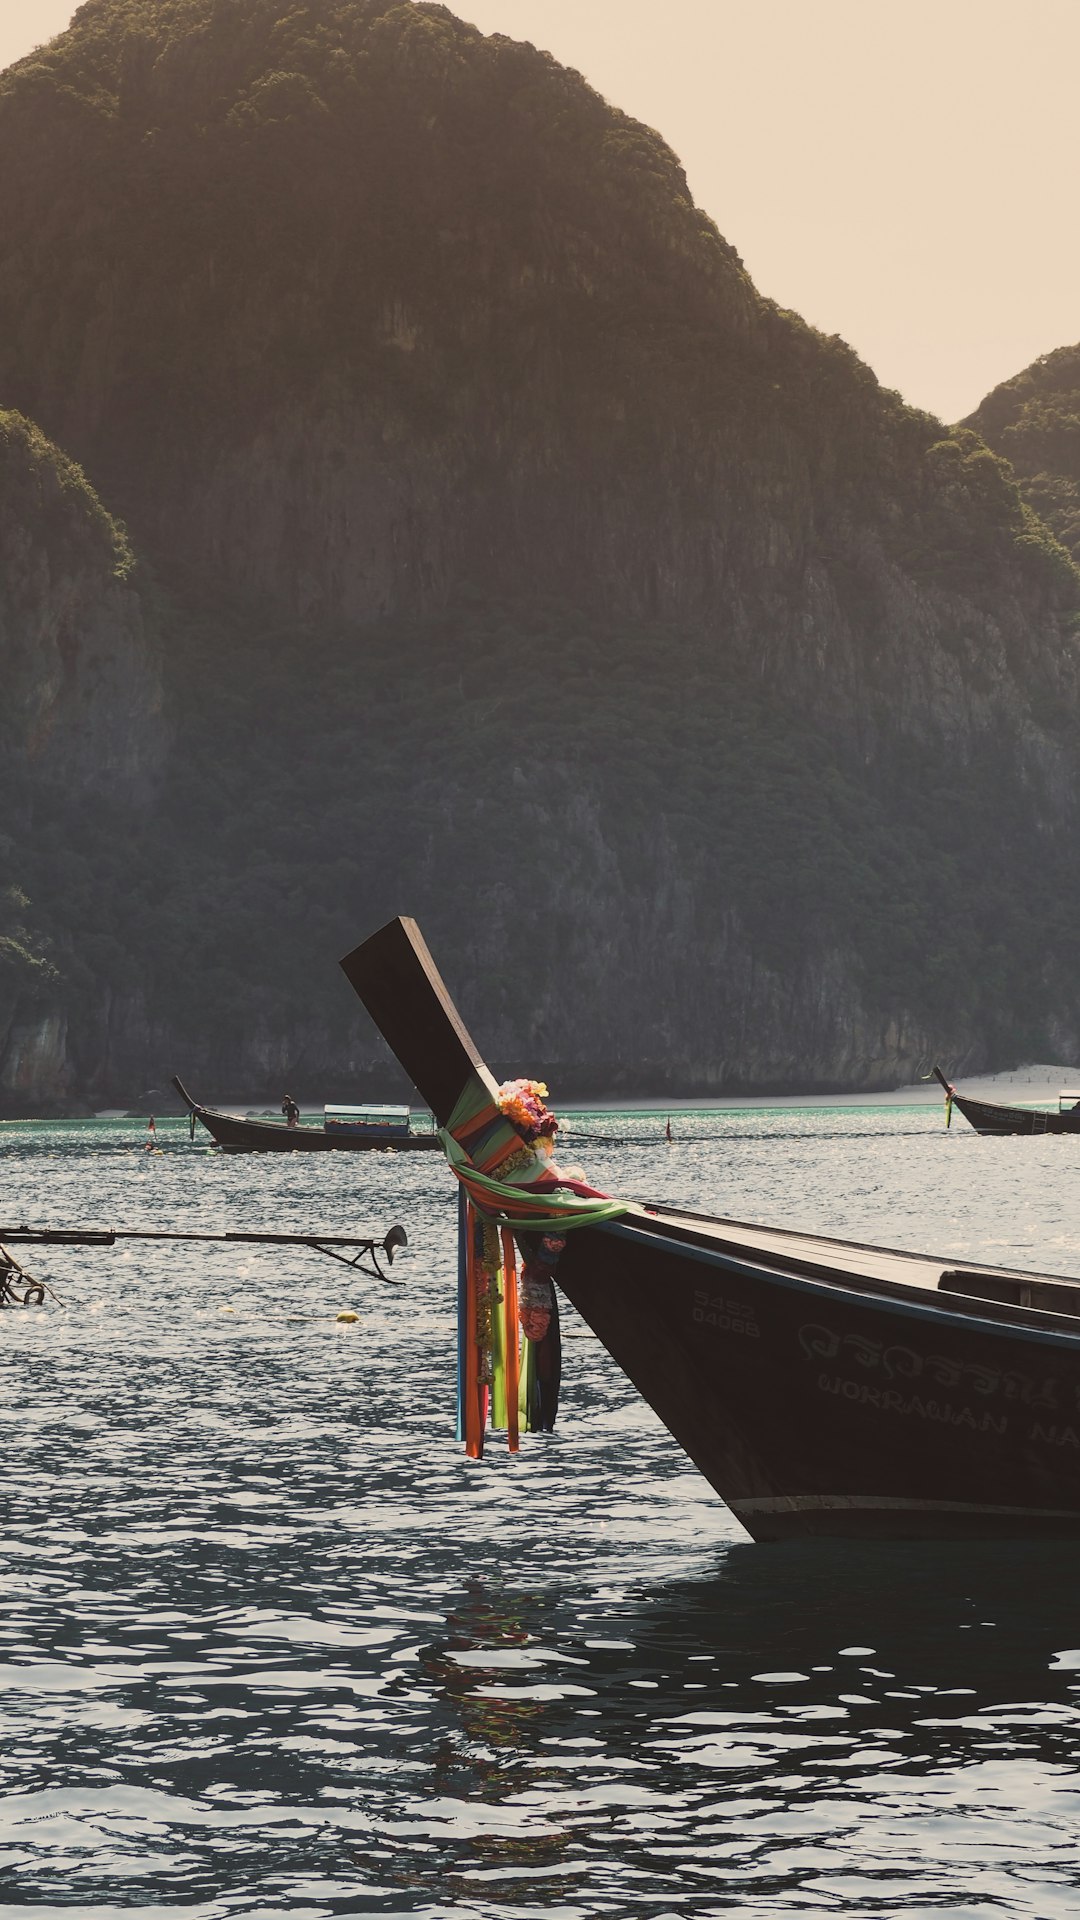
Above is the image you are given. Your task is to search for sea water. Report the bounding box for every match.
[3,1107,1080,1916]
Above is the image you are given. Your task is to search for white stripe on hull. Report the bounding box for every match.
[733,1494,1080,1520]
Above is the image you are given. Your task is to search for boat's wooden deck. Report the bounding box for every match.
[630,1201,1080,1304]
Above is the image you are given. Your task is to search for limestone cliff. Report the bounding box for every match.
[0,408,160,1107]
[0,3,1075,754]
[1,409,159,786]
[0,0,1078,1106]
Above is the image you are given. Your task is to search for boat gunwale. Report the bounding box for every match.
[631,1199,1062,1283]
[607,1209,1080,1344]
[198,1104,428,1132]
[949,1090,1080,1134]
[183,1100,437,1145]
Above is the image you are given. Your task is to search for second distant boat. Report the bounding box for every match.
[171,1077,439,1152]
[932,1065,1080,1136]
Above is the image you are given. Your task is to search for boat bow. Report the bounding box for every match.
[340,919,1080,1541]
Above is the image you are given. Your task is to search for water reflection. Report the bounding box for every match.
[367,1548,1080,1915]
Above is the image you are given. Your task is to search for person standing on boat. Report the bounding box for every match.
[281,1094,300,1128]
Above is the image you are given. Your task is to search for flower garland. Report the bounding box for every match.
[495,1078,559,1146]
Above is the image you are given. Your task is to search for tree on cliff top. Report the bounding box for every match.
[966,344,1080,567]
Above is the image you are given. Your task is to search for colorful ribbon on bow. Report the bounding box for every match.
[445,1082,626,1457]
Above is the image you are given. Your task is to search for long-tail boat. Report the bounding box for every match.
[172,1077,439,1152]
[932,1064,1080,1136]
[339,918,1080,1542]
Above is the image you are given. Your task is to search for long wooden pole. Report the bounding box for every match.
[463,1201,483,1459]
[0,1227,395,1251]
[500,1227,520,1454]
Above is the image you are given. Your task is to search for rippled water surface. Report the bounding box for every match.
[5,1106,1080,1915]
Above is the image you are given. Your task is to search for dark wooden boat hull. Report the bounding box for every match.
[950,1091,1080,1137]
[337,921,1080,1540]
[171,1078,438,1153]
[932,1064,1080,1136]
[191,1109,440,1152]
[556,1212,1080,1540]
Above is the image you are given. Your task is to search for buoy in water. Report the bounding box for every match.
[336,1310,359,1324]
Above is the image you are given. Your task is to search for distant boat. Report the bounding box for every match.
[932,1065,1080,1136]
[171,1077,439,1152]
[336,917,1080,1542]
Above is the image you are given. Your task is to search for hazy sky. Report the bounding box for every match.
[4,0,1078,422]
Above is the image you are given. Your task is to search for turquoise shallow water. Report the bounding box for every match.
[4,1109,1080,1915]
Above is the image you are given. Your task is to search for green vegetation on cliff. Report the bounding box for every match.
[965,345,1080,568]
[0,888,57,1000]
[0,401,157,793]
[0,408,133,577]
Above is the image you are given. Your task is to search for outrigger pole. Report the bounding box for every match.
[0,1223,408,1306]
